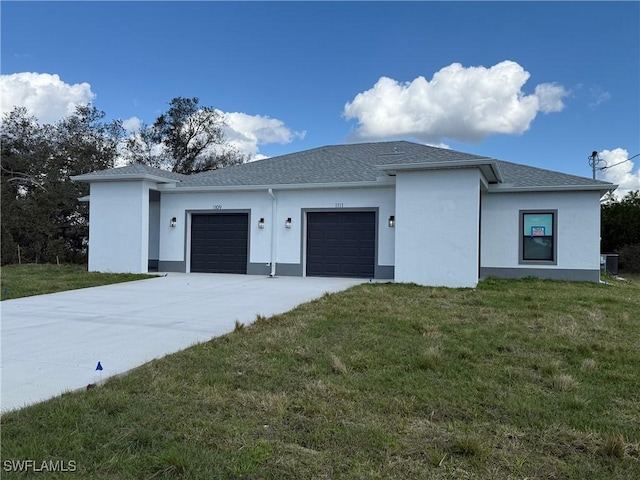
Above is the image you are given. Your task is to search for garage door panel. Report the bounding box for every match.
[191,213,248,274]
[306,211,376,278]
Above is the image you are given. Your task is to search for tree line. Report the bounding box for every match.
[601,191,640,273]
[1,97,247,264]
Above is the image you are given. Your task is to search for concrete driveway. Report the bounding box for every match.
[1,273,365,413]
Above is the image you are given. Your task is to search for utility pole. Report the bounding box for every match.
[588,151,604,180]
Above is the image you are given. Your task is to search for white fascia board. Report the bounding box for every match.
[485,162,504,183]
[487,183,617,195]
[479,173,490,191]
[70,173,180,184]
[377,159,503,183]
[157,179,395,193]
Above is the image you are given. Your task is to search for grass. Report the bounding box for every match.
[1,276,640,479]
[0,264,156,300]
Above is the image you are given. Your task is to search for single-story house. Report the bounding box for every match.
[72,141,615,288]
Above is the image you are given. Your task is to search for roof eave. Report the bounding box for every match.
[158,179,395,192]
[487,183,617,194]
[70,173,181,184]
[376,159,503,183]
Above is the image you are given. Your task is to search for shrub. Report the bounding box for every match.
[618,243,640,273]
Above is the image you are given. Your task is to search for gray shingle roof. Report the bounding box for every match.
[73,141,614,191]
[181,141,492,187]
[493,160,611,188]
[72,163,187,182]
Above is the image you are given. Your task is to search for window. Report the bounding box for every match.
[519,210,557,264]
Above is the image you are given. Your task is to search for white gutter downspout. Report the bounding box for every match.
[268,188,277,277]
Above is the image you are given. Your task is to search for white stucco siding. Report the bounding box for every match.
[159,190,271,265]
[480,191,602,271]
[158,186,396,269]
[88,181,152,273]
[273,187,396,266]
[394,169,481,288]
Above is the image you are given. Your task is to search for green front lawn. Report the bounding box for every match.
[1,277,639,479]
[0,264,156,301]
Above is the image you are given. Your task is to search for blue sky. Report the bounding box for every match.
[2,1,639,193]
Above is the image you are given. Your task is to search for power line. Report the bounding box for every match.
[588,151,640,179]
[600,152,640,171]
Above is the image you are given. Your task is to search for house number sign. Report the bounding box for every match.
[212,204,223,210]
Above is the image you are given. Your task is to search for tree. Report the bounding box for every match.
[601,190,640,252]
[124,97,247,174]
[1,105,124,264]
[1,108,52,264]
[601,190,640,272]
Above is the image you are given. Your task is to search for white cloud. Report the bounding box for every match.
[343,60,569,143]
[534,83,568,113]
[222,111,306,160]
[598,148,640,198]
[122,116,141,133]
[589,88,611,108]
[573,84,611,109]
[0,72,95,124]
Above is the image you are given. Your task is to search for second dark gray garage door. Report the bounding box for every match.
[306,211,376,278]
[191,213,248,274]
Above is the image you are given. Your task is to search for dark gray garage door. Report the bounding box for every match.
[191,213,248,274]
[306,211,376,278]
